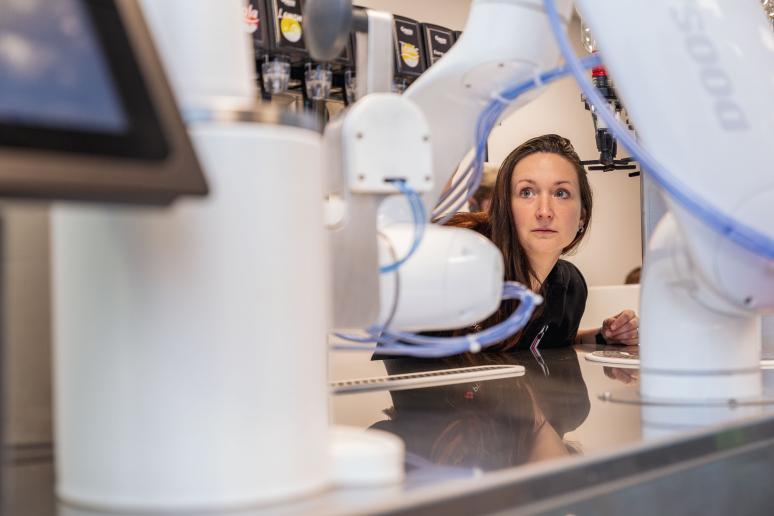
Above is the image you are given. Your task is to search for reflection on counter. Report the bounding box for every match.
[369,349,590,477]
[603,366,640,385]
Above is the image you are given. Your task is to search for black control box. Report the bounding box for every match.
[421,23,455,66]
[393,15,427,79]
[264,0,309,60]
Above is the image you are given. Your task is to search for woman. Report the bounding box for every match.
[450,134,638,350]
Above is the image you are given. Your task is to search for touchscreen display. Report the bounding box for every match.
[0,0,128,133]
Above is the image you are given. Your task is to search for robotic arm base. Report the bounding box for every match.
[640,213,762,401]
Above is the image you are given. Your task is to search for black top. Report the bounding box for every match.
[512,259,588,350]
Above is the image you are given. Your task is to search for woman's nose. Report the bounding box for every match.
[536,195,554,219]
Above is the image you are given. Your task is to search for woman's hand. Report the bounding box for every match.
[602,309,639,346]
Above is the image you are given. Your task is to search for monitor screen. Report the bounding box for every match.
[0,0,208,203]
[0,0,128,134]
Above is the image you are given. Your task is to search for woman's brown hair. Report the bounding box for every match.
[447,134,593,349]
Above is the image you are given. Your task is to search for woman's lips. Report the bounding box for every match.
[531,229,557,233]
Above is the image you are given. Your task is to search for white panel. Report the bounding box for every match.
[580,284,640,330]
[342,94,433,193]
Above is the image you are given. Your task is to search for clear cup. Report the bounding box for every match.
[261,57,291,94]
[304,63,333,100]
[580,19,597,54]
[344,69,357,104]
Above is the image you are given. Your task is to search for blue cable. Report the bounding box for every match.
[374,282,539,346]
[379,179,427,274]
[332,180,425,344]
[333,281,542,357]
[543,0,774,260]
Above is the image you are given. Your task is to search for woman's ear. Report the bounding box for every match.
[577,209,587,234]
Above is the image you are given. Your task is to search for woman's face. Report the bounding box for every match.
[510,152,584,261]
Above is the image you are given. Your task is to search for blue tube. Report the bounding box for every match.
[543,0,774,260]
[380,179,427,274]
[333,281,543,358]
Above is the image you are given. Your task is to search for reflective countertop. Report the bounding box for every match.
[6,345,774,515]
[333,344,774,467]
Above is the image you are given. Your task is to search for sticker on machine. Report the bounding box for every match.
[280,14,302,42]
[244,4,259,33]
[400,42,420,68]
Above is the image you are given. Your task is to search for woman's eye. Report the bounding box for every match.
[555,189,570,199]
[519,188,534,198]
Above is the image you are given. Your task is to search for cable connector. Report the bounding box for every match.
[466,334,482,354]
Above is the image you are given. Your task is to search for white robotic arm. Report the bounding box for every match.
[333,0,774,402]
[571,0,774,400]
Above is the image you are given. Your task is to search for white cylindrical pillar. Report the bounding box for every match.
[52,118,330,511]
[138,0,257,109]
[641,402,764,441]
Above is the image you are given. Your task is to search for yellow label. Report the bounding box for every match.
[280,15,302,43]
[400,42,420,68]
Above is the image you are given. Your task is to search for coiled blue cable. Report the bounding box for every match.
[380,179,427,274]
[543,0,774,260]
[333,281,542,357]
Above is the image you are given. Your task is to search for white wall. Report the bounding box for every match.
[355,0,472,30]
[2,203,53,445]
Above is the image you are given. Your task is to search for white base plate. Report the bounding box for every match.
[585,350,774,370]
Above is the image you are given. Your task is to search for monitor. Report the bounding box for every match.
[0,0,208,204]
